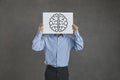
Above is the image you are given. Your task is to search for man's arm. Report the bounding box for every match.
[71,24,84,51]
[32,24,45,51]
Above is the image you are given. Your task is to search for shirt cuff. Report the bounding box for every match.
[37,31,43,38]
[73,30,80,37]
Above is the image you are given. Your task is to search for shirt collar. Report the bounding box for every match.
[50,34,64,37]
[54,34,63,37]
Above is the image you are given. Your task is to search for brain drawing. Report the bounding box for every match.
[49,13,68,32]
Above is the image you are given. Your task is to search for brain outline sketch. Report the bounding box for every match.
[49,13,68,32]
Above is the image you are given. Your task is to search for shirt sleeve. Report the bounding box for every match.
[71,31,84,51]
[32,31,45,51]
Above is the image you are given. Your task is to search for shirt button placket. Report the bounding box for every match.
[57,37,59,67]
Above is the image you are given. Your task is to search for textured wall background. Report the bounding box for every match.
[0,0,120,80]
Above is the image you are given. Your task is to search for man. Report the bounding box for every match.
[32,23,84,80]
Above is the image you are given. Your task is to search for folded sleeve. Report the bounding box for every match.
[70,31,84,51]
[32,31,45,51]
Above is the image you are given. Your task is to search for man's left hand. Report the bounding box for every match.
[72,24,79,32]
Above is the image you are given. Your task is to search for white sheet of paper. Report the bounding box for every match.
[43,12,73,34]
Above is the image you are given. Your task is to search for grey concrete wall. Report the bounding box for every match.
[0,0,120,80]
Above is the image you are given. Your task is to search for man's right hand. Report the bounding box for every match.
[38,23,43,32]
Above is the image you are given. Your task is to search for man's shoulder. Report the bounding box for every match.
[64,34,74,39]
[42,34,50,38]
[42,34,54,39]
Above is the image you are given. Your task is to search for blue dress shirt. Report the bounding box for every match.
[32,31,84,67]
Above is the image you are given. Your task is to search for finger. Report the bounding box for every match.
[72,24,75,26]
[41,27,43,29]
[39,23,43,27]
